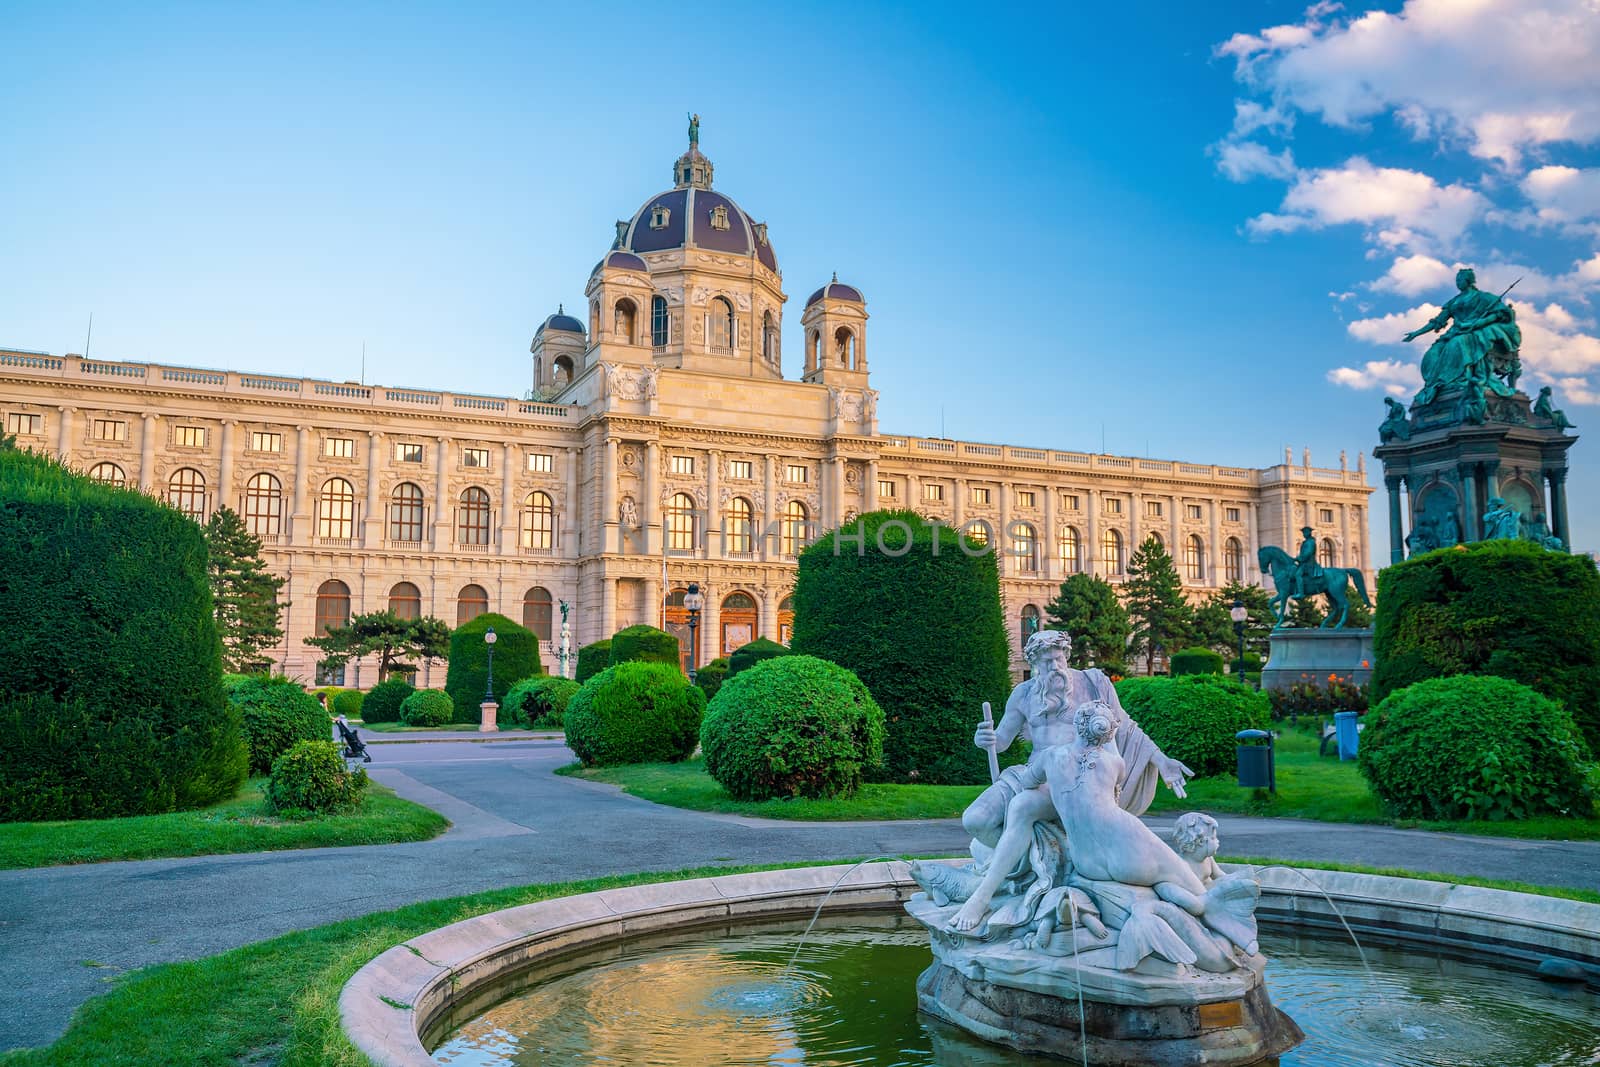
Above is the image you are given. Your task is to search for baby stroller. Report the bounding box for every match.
[334,716,373,764]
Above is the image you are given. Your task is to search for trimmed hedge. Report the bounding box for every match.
[229,676,332,775]
[360,677,415,724]
[445,613,543,722]
[575,639,612,683]
[505,676,580,728]
[727,637,792,678]
[266,740,368,817]
[564,662,705,766]
[400,689,453,727]
[701,655,886,801]
[1374,540,1600,752]
[1170,647,1224,676]
[1113,675,1270,779]
[1359,675,1594,821]
[791,510,1012,784]
[696,657,731,700]
[609,625,682,669]
[0,447,246,821]
[330,689,364,720]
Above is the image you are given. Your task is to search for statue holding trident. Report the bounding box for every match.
[1403,268,1522,405]
[687,112,700,149]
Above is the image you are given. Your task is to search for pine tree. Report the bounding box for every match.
[1124,535,1193,674]
[203,506,287,673]
[304,611,451,681]
[1289,595,1326,628]
[1191,581,1275,661]
[1043,573,1132,672]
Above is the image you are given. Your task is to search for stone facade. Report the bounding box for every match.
[0,136,1373,684]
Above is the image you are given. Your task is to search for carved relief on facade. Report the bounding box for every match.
[610,366,656,402]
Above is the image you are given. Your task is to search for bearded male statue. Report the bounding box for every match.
[949,629,1195,932]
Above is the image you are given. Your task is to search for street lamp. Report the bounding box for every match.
[1230,597,1248,681]
[684,582,704,684]
[483,626,498,702]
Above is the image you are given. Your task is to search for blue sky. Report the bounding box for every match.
[3,1,1597,555]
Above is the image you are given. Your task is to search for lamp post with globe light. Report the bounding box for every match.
[480,626,500,732]
[684,582,704,684]
[1230,597,1249,682]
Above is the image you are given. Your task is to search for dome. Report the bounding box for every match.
[805,278,864,308]
[593,250,648,274]
[618,145,778,272]
[536,308,585,336]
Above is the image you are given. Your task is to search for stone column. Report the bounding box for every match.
[952,477,965,531]
[600,575,616,640]
[643,575,661,633]
[1339,502,1351,568]
[601,437,619,555]
[140,413,160,492]
[363,431,382,547]
[1043,485,1058,581]
[1085,491,1098,576]
[57,406,75,464]
[290,424,310,545]
[762,454,776,560]
[702,584,720,665]
[1169,495,1180,557]
[1385,478,1404,563]
[643,440,660,556]
[1460,466,1480,542]
[1549,469,1570,546]
[1246,501,1261,584]
[907,471,921,513]
[431,434,451,550]
[998,483,1011,578]
[866,460,879,512]
[563,447,578,557]
[707,449,722,558]
[218,420,235,516]
[1128,494,1140,550]
[1209,501,1222,587]
[832,456,845,528]
[498,440,516,555]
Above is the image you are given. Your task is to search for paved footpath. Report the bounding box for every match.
[4,736,1600,1052]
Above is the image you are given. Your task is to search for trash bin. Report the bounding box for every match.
[1334,711,1359,761]
[1236,729,1275,792]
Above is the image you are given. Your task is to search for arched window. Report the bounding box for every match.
[1319,538,1337,568]
[1102,529,1124,575]
[389,483,425,543]
[966,520,991,548]
[834,326,855,368]
[1058,526,1081,573]
[457,487,491,546]
[1225,537,1244,583]
[666,492,697,552]
[779,594,795,646]
[457,584,488,625]
[389,581,421,620]
[761,311,776,364]
[317,477,355,539]
[720,591,757,655]
[243,473,282,536]
[613,298,636,344]
[1012,522,1039,573]
[1185,534,1205,582]
[781,499,809,556]
[724,496,754,555]
[665,587,692,672]
[710,297,735,351]
[1149,531,1164,551]
[809,331,821,370]
[523,586,553,640]
[88,462,126,488]
[651,295,669,347]
[1021,604,1042,645]
[521,490,555,551]
[168,468,207,522]
[315,579,351,634]
[553,355,574,387]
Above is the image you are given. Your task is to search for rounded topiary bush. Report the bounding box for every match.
[1113,675,1270,778]
[1170,647,1224,677]
[505,676,580,728]
[791,510,1012,784]
[228,676,331,775]
[265,740,367,817]
[1359,675,1594,822]
[609,625,682,668]
[564,662,705,766]
[1374,540,1600,753]
[696,657,730,700]
[445,613,543,722]
[727,637,792,678]
[0,447,246,821]
[360,677,415,724]
[331,688,365,720]
[575,639,612,683]
[400,689,454,727]
[701,655,886,801]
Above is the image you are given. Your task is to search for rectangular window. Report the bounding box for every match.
[1226,507,1241,522]
[1186,504,1203,520]
[785,463,809,483]
[727,459,753,479]
[395,442,424,463]
[1320,508,1334,524]
[250,431,282,452]
[970,486,991,505]
[924,482,944,502]
[463,447,490,469]
[671,455,695,475]
[6,412,42,435]
[1145,500,1162,518]
[527,452,553,473]
[1016,490,1036,508]
[93,418,128,442]
[878,479,896,499]
[1104,497,1122,514]
[175,425,206,448]
[1063,494,1080,510]
[325,437,354,458]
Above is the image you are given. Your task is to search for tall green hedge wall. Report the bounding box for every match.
[444,613,543,722]
[0,448,246,820]
[1373,541,1600,752]
[791,509,1013,784]
[575,639,612,683]
[609,624,682,668]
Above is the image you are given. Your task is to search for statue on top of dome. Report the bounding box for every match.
[687,112,700,149]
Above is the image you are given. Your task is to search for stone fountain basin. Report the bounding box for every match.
[339,861,1600,1067]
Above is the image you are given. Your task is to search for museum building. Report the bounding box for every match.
[0,132,1374,684]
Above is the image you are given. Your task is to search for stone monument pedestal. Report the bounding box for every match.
[1261,628,1374,692]
[478,700,499,732]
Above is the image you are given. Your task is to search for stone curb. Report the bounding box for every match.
[361,732,563,745]
[339,863,1600,1067]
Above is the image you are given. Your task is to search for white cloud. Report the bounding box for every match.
[1516,301,1600,378]
[1367,253,1600,301]
[1521,165,1600,228]
[1218,0,1600,169]
[1214,141,1297,182]
[1370,254,1456,296]
[1230,99,1294,138]
[1555,376,1600,405]
[1246,158,1487,253]
[1345,303,1441,345]
[1325,359,1422,396]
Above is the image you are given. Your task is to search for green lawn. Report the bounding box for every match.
[563,728,1600,841]
[1,858,1594,1067]
[0,779,450,870]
